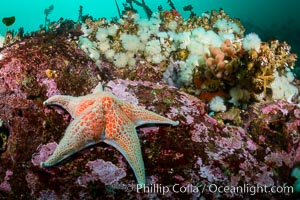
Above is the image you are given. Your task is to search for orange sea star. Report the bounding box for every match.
[41,82,179,184]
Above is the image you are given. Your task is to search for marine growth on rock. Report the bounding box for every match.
[0,4,299,200]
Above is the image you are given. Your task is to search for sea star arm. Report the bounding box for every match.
[44,94,98,118]
[41,106,105,167]
[92,82,103,94]
[104,129,145,185]
[119,101,179,127]
[44,95,80,118]
[104,99,146,185]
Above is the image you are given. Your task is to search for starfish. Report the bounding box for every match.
[41,82,179,185]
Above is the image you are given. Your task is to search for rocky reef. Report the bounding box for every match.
[0,7,299,200]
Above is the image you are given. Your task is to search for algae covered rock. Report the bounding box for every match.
[0,31,299,200]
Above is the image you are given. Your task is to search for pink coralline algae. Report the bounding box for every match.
[105,79,139,105]
[191,123,210,143]
[1,74,299,199]
[78,159,126,186]
[264,144,300,168]
[76,173,95,188]
[197,157,227,183]
[31,142,57,166]
[40,78,61,98]
[0,170,13,193]
[25,172,40,196]
[139,126,160,135]
[261,100,290,116]
[89,159,126,185]
[38,190,58,200]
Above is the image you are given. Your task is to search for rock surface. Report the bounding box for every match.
[0,33,299,199]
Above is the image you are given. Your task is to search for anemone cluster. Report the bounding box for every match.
[78,9,298,111]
